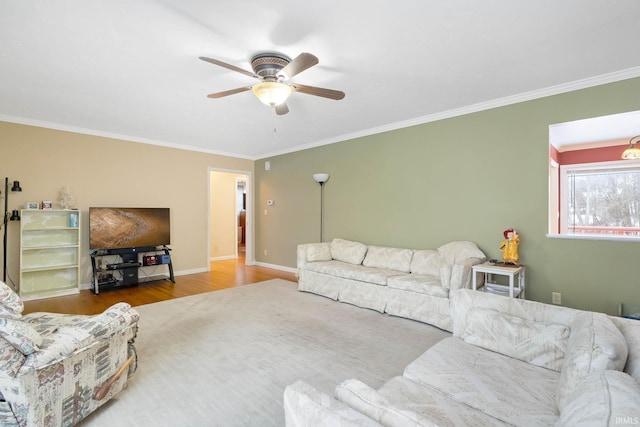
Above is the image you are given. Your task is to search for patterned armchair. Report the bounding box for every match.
[0,281,139,426]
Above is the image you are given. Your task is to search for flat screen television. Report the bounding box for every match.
[89,207,170,251]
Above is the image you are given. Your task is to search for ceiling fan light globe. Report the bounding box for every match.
[252,82,292,106]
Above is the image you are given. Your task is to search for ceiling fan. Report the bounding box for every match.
[199,52,345,115]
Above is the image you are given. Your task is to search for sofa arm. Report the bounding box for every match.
[284,380,378,427]
[297,243,332,271]
[441,257,483,291]
[335,378,442,426]
[63,302,139,339]
[20,303,139,372]
[0,338,26,378]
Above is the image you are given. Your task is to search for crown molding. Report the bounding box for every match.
[2,66,640,161]
[257,66,640,159]
[0,114,255,160]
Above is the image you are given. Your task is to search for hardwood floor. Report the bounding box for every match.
[22,252,297,315]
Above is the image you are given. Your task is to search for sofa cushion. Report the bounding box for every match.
[307,242,332,262]
[0,318,43,355]
[462,308,570,372]
[557,312,629,410]
[609,315,640,384]
[0,281,23,319]
[404,337,560,426]
[387,274,448,298]
[362,246,413,273]
[336,376,507,427]
[331,239,368,265]
[437,241,485,265]
[305,261,402,286]
[555,370,640,426]
[409,250,443,276]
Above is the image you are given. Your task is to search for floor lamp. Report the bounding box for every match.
[3,177,22,283]
[313,173,329,242]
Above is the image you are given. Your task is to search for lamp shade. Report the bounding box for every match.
[622,136,640,160]
[313,173,330,184]
[252,82,293,106]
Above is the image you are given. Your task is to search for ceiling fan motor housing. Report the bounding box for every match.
[251,53,291,80]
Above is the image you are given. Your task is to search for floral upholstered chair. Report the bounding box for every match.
[0,281,139,426]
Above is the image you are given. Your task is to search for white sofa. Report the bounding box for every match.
[297,238,486,331]
[284,289,640,426]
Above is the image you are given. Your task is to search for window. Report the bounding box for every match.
[548,110,640,240]
[560,161,640,238]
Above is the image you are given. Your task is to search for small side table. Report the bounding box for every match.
[472,263,525,298]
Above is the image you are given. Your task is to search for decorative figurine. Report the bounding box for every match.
[58,186,75,210]
[499,228,520,265]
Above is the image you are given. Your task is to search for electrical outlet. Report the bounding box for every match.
[264,249,268,256]
[552,292,562,305]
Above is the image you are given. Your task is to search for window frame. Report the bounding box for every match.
[554,159,640,241]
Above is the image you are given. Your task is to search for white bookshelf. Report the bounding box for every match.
[19,209,80,301]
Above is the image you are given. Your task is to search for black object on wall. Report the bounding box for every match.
[3,178,22,283]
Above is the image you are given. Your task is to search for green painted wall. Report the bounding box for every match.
[256,77,640,315]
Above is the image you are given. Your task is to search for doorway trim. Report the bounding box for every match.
[207,167,254,269]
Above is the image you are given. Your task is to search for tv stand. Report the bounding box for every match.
[90,246,175,294]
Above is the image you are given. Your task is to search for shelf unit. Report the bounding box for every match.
[90,246,174,294]
[19,209,81,301]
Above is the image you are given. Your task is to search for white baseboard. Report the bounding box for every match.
[209,255,237,261]
[175,267,208,276]
[254,261,297,274]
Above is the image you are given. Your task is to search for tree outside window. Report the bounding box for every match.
[563,163,640,237]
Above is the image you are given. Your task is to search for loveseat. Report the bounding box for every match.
[297,238,486,331]
[0,281,139,426]
[284,289,640,426]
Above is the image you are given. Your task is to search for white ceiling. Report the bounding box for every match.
[1,1,640,160]
[550,110,640,151]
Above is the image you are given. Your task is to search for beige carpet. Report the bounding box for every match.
[81,279,450,427]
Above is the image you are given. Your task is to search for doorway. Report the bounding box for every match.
[208,169,251,266]
[236,177,247,255]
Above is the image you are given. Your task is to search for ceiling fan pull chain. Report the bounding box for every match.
[272,115,278,142]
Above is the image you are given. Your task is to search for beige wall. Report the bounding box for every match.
[255,76,640,315]
[0,121,254,288]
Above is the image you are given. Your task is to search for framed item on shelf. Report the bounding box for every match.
[26,202,39,210]
[42,201,53,210]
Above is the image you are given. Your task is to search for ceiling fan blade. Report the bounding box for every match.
[199,56,259,79]
[206,86,253,98]
[275,103,289,115]
[279,53,318,79]
[292,84,345,100]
